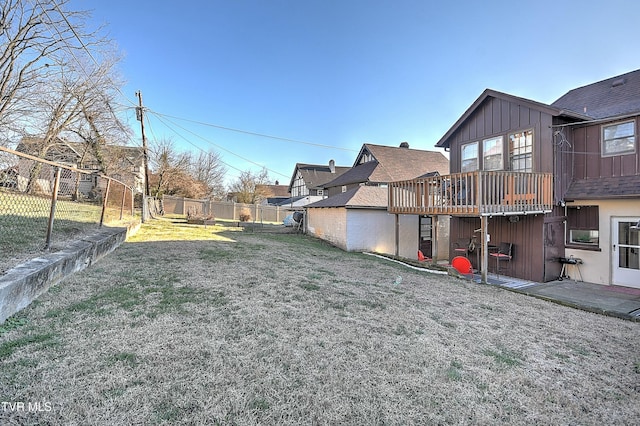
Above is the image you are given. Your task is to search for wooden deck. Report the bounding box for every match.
[388,171,554,216]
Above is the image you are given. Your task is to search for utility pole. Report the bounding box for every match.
[135,91,151,198]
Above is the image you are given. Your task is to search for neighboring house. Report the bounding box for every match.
[15,137,145,196]
[388,69,640,288]
[306,142,450,260]
[257,182,290,206]
[287,160,350,205]
[322,142,450,197]
[305,186,421,258]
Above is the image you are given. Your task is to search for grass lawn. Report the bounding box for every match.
[1,217,639,424]
[0,190,136,274]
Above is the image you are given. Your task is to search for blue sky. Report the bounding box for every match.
[76,0,640,186]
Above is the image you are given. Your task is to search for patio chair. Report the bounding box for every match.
[453,238,471,258]
[489,242,512,278]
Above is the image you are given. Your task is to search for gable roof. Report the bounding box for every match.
[323,143,449,188]
[321,160,379,188]
[551,69,640,119]
[287,162,350,192]
[435,89,589,149]
[305,186,388,209]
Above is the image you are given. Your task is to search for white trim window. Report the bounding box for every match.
[509,130,533,172]
[461,142,478,172]
[602,120,635,156]
[483,136,503,171]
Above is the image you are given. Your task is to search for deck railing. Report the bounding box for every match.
[388,171,554,216]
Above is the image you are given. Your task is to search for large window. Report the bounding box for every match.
[509,130,533,172]
[566,206,599,247]
[602,120,635,156]
[483,136,503,170]
[461,142,478,172]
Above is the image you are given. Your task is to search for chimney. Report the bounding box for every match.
[275,180,279,185]
[329,159,335,173]
[399,142,409,148]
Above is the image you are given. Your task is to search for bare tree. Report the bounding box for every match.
[0,0,102,136]
[191,150,227,200]
[228,168,271,204]
[148,139,193,197]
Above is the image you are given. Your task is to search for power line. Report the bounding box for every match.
[150,110,357,152]
[148,111,262,176]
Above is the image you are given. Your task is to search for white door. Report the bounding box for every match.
[612,217,640,288]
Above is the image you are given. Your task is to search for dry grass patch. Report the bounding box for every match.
[1,217,639,424]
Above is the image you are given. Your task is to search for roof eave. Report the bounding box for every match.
[435,89,564,148]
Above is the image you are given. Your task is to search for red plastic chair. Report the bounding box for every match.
[451,256,473,279]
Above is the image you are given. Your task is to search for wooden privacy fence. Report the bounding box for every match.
[161,195,291,223]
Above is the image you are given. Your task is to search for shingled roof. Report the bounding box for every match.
[323,143,449,188]
[564,175,640,200]
[551,69,640,119]
[287,162,350,192]
[305,186,388,209]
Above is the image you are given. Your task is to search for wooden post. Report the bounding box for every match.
[481,215,489,283]
[432,215,438,263]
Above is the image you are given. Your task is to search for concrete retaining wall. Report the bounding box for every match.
[0,224,139,324]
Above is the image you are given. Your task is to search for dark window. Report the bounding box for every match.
[566,206,599,246]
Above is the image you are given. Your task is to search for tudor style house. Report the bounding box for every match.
[388,69,640,288]
[285,160,350,207]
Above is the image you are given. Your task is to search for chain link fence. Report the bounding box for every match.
[0,146,138,275]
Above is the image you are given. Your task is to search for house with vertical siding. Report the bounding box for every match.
[388,69,640,289]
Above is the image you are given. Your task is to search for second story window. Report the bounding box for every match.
[602,120,635,156]
[509,130,533,172]
[483,136,503,171]
[461,142,478,172]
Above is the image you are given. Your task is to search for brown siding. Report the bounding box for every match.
[566,117,640,183]
[449,96,555,175]
[450,214,547,282]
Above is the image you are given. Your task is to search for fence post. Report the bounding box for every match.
[44,167,62,250]
[130,188,134,217]
[100,178,112,227]
[119,182,126,220]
